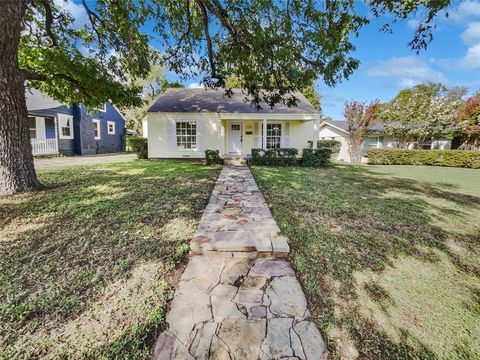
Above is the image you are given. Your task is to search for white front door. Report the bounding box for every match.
[228,123,243,153]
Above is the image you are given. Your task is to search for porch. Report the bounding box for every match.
[29,116,59,156]
[221,117,319,156]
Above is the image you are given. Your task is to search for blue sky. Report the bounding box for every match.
[61,1,480,120]
[165,1,480,120]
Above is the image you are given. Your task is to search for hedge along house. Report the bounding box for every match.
[318,120,452,163]
[145,88,321,160]
[26,89,126,156]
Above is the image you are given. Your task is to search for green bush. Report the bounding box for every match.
[127,137,148,159]
[205,149,223,165]
[251,148,298,166]
[366,148,480,168]
[308,140,342,153]
[301,147,333,167]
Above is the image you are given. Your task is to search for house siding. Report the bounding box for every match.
[148,113,221,159]
[27,89,125,156]
[318,125,350,161]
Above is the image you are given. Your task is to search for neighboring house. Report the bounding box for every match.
[26,89,126,156]
[146,88,321,158]
[318,120,452,162]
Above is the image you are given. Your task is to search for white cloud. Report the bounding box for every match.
[187,82,204,88]
[448,1,480,23]
[459,43,480,70]
[407,19,419,29]
[461,22,480,45]
[54,0,88,28]
[367,56,446,88]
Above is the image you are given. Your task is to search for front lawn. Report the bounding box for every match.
[252,164,480,359]
[0,160,220,359]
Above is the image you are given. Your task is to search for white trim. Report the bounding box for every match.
[318,121,349,134]
[174,119,198,151]
[107,121,116,135]
[227,121,243,154]
[93,119,101,140]
[147,111,318,121]
[58,114,74,139]
[95,103,107,112]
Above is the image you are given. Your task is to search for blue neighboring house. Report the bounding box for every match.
[26,89,126,156]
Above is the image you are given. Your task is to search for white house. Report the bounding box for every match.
[146,88,321,159]
[318,120,452,162]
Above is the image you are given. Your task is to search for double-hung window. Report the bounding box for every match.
[58,115,74,139]
[93,119,101,139]
[107,121,115,135]
[176,121,197,150]
[265,123,282,149]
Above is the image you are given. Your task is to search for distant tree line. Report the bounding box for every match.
[344,83,480,163]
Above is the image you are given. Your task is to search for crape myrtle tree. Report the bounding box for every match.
[0,0,453,195]
[344,100,379,163]
[455,93,480,150]
[377,83,466,148]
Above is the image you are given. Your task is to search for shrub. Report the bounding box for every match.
[251,148,298,166]
[366,148,480,168]
[301,147,333,167]
[127,137,148,159]
[307,140,342,153]
[205,149,223,165]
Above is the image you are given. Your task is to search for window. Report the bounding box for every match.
[58,115,74,139]
[176,121,197,150]
[93,119,101,139]
[264,123,282,149]
[95,103,106,112]
[231,124,240,131]
[107,121,115,135]
[28,117,36,139]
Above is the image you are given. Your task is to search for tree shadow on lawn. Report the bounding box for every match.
[0,160,221,359]
[251,164,480,360]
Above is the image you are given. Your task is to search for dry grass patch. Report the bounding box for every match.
[0,159,221,359]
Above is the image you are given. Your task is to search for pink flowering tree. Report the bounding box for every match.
[456,93,480,150]
[344,100,379,163]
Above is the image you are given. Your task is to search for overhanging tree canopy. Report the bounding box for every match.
[0,0,454,195]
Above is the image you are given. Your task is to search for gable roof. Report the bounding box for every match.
[148,88,319,114]
[320,120,385,133]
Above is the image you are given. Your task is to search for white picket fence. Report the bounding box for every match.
[31,139,58,155]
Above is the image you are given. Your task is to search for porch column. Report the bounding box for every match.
[312,116,319,149]
[262,118,267,150]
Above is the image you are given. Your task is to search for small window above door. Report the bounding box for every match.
[231,124,241,131]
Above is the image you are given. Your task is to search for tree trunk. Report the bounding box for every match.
[0,1,42,196]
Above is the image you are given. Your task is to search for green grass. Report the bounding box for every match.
[367,165,480,196]
[0,159,221,359]
[251,164,480,360]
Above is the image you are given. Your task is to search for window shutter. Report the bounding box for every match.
[253,122,259,148]
[283,122,290,147]
[166,119,175,151]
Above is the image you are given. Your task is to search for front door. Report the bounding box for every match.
[228,123,243,153]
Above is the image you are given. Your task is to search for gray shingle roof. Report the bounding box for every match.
[148,88,319,114]
[322,120,385,133]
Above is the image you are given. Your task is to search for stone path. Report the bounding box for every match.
[153,167,328,360]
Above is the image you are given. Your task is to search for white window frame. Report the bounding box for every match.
[93,119,101,140]
[107,121,116,135]
[175,121,197,151]
[58,115,74,139]
[263,123,282,149]
[95,103,107,112]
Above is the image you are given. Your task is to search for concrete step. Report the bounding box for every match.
[224,154,247,167]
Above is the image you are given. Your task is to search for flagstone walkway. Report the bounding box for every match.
[153,166,328,360]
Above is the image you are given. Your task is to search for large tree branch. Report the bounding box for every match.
[36,0,57,46]
[196,0,217,78]
[165,0,192,60]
